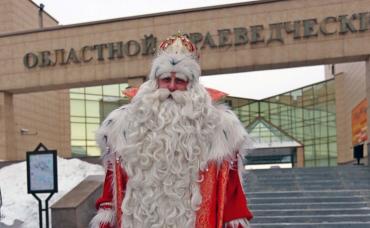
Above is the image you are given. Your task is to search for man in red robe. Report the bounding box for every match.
[90,34,253,228]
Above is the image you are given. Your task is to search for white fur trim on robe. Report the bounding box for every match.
[224,218,250,228]
[208,104,252,163]
[96,105,129,151]
[89,208,116,228]
[96,105,130,168]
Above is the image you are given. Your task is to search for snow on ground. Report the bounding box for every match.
[0,157,104,227]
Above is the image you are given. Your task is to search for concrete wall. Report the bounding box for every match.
[0,0,13,33]
[2,0,370,160]
[296,146,305,168]
[1,0,370,93]
[13,90,71,159]
[0,0,58,34]
[10,0,58,32]
[0,0,70,160]
[331,62,368,164]
[51,175,103,228]
[0,93,16,160]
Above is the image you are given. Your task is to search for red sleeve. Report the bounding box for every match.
[96,168,114,210]
[223,161,253,223]
[91,167,115,228]
[94,162,128,228]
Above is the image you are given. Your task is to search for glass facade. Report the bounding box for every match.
[247,118,301,148]
[228,79,337,167]
[69,79,336,167]
[70,84,129,157]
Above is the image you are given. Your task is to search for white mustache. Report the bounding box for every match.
[157,89,187,104]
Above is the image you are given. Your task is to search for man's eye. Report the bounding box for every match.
[162,77,171,82]
[175,78,187,84]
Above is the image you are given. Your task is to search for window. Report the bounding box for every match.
[70,83,129,157]
[237,80,336,167]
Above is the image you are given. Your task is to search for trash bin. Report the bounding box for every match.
[353,144,364,165]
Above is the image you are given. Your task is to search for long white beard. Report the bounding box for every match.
[115,81,220,228]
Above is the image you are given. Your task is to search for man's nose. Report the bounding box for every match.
[168,79,176,92]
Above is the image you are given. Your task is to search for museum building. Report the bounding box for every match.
[0,0,369,167]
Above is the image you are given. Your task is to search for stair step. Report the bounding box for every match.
[246,174,370,178]
[245,166,370,226]
[250,222,370,228]
[245,166,368,172]
[248,196,369,204]
[245,177,370,183]
[251,214,370,223]
[246,189,370,198]
[246,183,370,188]
[246,185,370,191]
[249,202,369,210]
[252,208,370,216]
[245,170,370,174]
[246,174,370,179]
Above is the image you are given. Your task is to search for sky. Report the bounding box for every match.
[32,0,326,100]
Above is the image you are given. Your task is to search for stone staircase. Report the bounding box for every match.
[244,166,370,228]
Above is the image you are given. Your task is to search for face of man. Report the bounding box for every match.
[157,72,189,92]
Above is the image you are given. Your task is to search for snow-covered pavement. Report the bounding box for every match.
[0,157,104,227]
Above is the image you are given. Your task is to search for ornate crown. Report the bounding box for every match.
[158,33,198,59]
[148,33,201,82]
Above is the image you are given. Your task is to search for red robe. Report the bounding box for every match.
[92,88,253,227]
[94,157,253,228]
